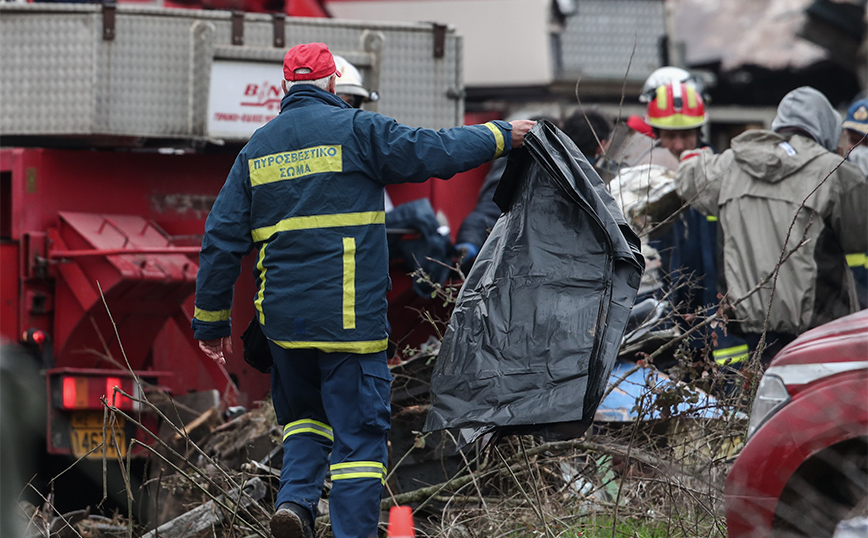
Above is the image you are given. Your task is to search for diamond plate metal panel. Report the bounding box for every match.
[259,16,463,129]
[375,27,461,128]
[0,10,98,135]
[96,15,215,136]
[0,4,463,143]
[559,0,665,82]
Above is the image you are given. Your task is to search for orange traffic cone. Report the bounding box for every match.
[387,505,415,537]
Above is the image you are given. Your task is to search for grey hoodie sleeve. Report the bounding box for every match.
[675,147,728,217]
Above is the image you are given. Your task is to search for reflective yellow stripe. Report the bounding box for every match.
[342,237,356,330]
[283,419,334,442]
[193,307,231,322]
[686,86,697,108]
[656,85,668,110]
[846,253,868,269]
[248,145,342,186]
[251,211,385,243]
[649,114,704,129]
[271,338,389,354]
[255,243,268,325]
[483,122,505,159]
[713,344,750,365]
[330,461,387,484]
[706,215,718,222]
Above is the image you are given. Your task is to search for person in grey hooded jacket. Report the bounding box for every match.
[676,86,867,364]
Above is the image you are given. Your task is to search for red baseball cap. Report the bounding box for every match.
[283,42,342,81]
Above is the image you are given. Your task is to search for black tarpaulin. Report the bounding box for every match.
[423,120,644,447]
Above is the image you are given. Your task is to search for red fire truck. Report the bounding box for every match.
[0,3,489,467]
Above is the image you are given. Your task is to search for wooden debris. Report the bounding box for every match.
[172,406,222,444]
[142,478,267,538]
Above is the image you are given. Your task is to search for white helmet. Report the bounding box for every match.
[640,66,707,103]
[333,55,378,104]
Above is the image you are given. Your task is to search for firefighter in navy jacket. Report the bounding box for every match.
[192,43,534,538]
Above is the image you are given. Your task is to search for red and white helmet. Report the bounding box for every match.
[641,66,690,102]
[646,82,707,130]
[640,67,709,103]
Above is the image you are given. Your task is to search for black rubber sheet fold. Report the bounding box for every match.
[423,120,644,448]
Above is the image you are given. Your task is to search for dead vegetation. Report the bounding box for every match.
[18,391,744,538]
[11,264,757,538]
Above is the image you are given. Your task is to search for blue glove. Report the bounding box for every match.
[455,243,480,274]
[456,242,479,260]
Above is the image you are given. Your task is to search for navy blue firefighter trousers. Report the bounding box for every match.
[268,344,392,538]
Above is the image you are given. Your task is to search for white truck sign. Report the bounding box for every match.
[208,60,283,140]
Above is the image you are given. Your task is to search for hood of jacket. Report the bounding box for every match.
[770,86,842,152]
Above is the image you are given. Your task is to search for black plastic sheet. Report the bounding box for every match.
[424,121,644,447]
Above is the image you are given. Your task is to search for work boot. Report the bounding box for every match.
[270,502,315,538]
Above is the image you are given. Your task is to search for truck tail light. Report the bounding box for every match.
[107,377,121,406]
[23,328,47,345]
[58,375,137,411]
[62,377,84,409]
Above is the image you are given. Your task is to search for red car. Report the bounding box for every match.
[725,309,868,537]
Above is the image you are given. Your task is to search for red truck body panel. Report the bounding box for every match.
[725,310,868,537]
[30,0,331,18]
[0,148,256,408]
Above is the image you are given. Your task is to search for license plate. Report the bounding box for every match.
[70,412,127,459]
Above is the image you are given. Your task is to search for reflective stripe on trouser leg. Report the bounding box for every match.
[319,350,391,538]
[284,419,334,443]
[329,461,388,538]
[330,461,387,483]
[269,344,332,519]
[713,344,749,365]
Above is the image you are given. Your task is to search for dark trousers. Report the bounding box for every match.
[269,344,392,538]
[708,330,794,397]
[737,331,796,369]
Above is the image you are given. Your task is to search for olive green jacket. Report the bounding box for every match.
[677,130,866,335]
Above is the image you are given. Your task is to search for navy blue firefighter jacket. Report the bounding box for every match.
[192,85,513,354]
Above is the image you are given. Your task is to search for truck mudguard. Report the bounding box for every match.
[424,120,644,447]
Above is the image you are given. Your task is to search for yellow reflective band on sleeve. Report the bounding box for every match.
[706,215,718,222]
[342,237,356,330]
[251,211,385,243]
[255,243,268,325]
[713,344,750,365]
[483,122,505,159]
[330,461,387,484]
[249,145,342,186]
[283,419,334,442]
[846,253,867,269]
[194,307,231,322]
[271,338,389,354]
